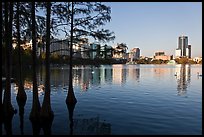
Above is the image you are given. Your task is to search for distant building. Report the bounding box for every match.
[76,38,89,59]
[129,48,140,61]
[101,45,113,59]
[186,45,191,58]
[154,51,173,61]
[112,43,128,59]
[90,43,100,59]
[155,51,165,56]
[175,35,191,58]
[50,38,70,56]
[175,49,181,58]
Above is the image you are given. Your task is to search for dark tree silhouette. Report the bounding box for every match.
[2,2,16,135]
[1,2,3,135]
[40,2,54,135]
[29,2,42,135]
[16,2,27,114]
[29,1,41,122]
[16,4,27,131]
[66,2,77,105]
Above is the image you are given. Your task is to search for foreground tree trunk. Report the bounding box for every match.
[16,1,27,104]
[1,2,3,134]
[29,1,41,122]
[66,3,77,135]
[40,2,54,135]
[3,2,15,135]
[66,2,77,105]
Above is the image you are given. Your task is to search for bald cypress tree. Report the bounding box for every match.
[29,1,41,122]
[2,2,15,135]
[40,3,54,135]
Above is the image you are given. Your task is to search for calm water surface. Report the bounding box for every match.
[2,64,202,135]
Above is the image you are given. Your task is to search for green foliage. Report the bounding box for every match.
[151,59,167,64]
[51,2,115,42]
[198,60,202,64]
[175,57,196,64]
[136,59,149,64]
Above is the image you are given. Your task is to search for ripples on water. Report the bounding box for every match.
[2,64,202,135]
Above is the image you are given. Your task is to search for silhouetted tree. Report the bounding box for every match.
[40,3,54,135]
[16,1,27,116]
[66,2,77,105]
[29,1,41,122]
[1,2,3,134]
[2,2,16,135]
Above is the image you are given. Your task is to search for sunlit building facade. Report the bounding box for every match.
[175,35,191,58]
[129,48,140,61]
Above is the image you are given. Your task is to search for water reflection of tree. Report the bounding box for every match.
[16,81,27,135]
[73,116,111,135]
[176,64,191,96]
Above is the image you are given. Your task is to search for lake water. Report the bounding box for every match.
[2,64,202,135]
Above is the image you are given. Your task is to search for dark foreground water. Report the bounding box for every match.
[2,64,202,135]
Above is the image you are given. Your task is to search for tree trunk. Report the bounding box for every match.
[3,1,15,119]
[29,1,41,122]
[16,1,27,110]
[0,2,3,130]
[3,2,15,135]
[66,2,77,105]
[40,2,54,122]
[15,5,26,132]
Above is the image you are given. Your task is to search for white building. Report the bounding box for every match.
[175,49,181,58]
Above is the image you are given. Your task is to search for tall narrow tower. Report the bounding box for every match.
[178,35,188,57]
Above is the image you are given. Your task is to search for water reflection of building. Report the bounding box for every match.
[80,66,91,91]
[104,67,113,84]
[20,65,142,92]
[112,65,127,85]
[91,67,101,86]
[127,65,140,82]
[175,64,191,95]
[51,68,69,87]
[13,80,45,95]
[73,116,111,135]
[153,66,169,78]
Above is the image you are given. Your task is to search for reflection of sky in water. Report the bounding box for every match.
[13,64,200,96]
[6,64,202,135]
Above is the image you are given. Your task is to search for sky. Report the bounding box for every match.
[99,2,202,58]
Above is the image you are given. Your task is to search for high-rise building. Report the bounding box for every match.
[129,48,140,61]
[186,45,191,58]
[175,35,191,58]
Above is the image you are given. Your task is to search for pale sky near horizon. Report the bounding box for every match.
[100,2,202,58]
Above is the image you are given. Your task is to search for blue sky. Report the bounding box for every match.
[100,2,202,57]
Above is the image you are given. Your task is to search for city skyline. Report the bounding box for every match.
[37,2,202,58]
[100,2,202,58]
